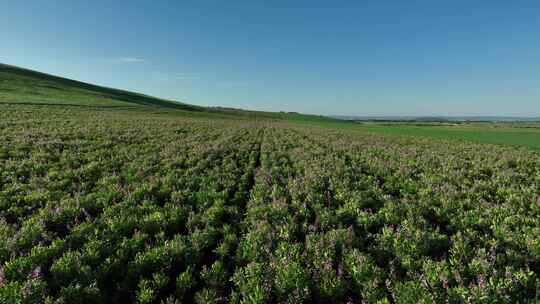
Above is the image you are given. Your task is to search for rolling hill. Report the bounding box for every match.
[0,63,205,110]
[0,63,335,123]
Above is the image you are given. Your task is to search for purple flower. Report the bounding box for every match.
[30,266,42,280]
[0,266,5,286]
[439,274,449,289]
[477,274,487,290]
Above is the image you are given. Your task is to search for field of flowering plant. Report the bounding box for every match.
[0,105,539,303]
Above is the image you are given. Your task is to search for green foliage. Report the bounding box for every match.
[54,283,101,304]
[232,263,272,304]
[344,249,385,302]
[0,104,538,303]
[0,281,24,304]
[50,251,92,287]
[175,266,196,301]
[393,281,432,304]
[194,288,219,304]
[136,273,169,304]
[273,243,311,302]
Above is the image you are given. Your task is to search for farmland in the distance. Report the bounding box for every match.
[0,65,539,303]
[310,119,540,149]
[351,123,540,149]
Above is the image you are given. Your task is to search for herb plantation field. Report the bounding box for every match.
[0,105,539,303]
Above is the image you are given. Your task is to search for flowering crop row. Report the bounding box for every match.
[0,105,538,303]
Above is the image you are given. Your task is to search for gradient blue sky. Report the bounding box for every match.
[2,1,540,116]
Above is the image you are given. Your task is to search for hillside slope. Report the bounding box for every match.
[0,63,202,110]
[0,63,337,124]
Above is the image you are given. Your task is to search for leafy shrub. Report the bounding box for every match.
[232,262,272,304]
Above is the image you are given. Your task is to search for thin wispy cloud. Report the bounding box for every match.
[152,72,201,82]
[218,81,248,87]
[170,74,201,81]
[118,57,145,63]
[92,57,147,64]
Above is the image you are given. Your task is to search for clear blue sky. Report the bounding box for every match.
[2,1,540,116]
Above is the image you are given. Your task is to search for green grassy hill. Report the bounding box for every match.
[0,63,203,110]
[0,63,337,124]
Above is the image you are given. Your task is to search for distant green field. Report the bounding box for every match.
[288,117,540,149]
[346,123,540,149]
